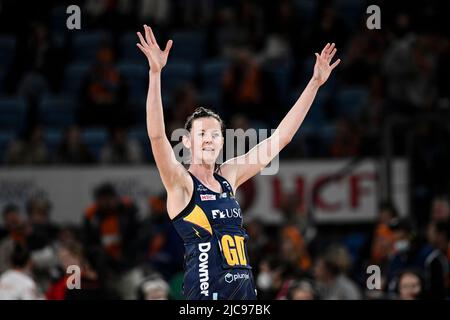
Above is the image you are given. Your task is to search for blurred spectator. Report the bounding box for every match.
[308,4,349,55]
[0,244,44,300]
[169,84,199,129]
[341,33,373,86]
[7,21,63,94]
[287,279,316,300]
[136,193,183,280]
[424,221,449,299]
[26,197,59,251]
[370,202,398,266]
[137,0,172,27]
[4,126,49,165]
[0,204,29,274]
[23,196,59,291]
[80,45,129,127]
[280,226,312,274]
[382,33,437,112]
[138,274,169,300]
[436,39,450,109]
[329,119,362,157]
[244,218,268,274]
[256,258,286,300]
[279,191,316,243]
[386,218,430,286]
[222,47,265,122]
[359,74,387,155]
[100,127,144,165]
[46,242,107,300]
[54,126,94,164]
[83,183,139,273]
[175,0,213,28]
[313,250,362,300]
[430,196,450,223]
[396,270,424,300]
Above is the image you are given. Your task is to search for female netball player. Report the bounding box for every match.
[136,25,340,300]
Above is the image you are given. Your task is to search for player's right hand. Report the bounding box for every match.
[136,25,173,73]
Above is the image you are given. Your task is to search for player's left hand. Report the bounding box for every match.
[312,43,341,86]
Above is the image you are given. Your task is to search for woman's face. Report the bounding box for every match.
[398,273,421,300]
[185,117,223,166]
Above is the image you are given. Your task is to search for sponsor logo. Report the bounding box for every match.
[200,194,216,201]
[197,184,208,192]
[224,272,250,283]
[211,208,242,219]
[198,243,211,296]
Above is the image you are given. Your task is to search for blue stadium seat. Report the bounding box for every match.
[319,123,337,151]
[290,88,330,129]
[71,31,112,62]
[170,31,206,64]
[0,36,17,69]
[161,62,196,94]
[51,5,70,48]
[117,62,148,100]
[199,90,222,112]
[264,63,292,105]
[336,86,369,120]
[0,131,16,163]
[200,59,229,92]
[336,0,366,29]
[38,96,77,127]
[0,68,6,93]
[293,0,317,25]
[128,126,153,162]
[0,97,27,132]
[120,32,146,62]
[43,128,63,156]
[62,62,91,96]
[82,128,108,161]
[342,232,368,266]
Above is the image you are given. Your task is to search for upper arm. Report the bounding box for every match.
[149,136,191,192]
[220,129,287,190]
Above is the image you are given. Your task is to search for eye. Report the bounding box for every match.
[212,132,221,138]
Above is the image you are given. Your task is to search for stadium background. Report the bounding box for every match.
[0,0,449,300]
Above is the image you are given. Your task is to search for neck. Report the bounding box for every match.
[189,163,216,182]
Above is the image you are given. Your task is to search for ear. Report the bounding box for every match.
[182,134,191,149]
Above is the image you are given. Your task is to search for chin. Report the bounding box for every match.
[201,156,217,166]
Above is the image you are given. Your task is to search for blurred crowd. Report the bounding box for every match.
[1,0,450,300]
[0,184,449,300]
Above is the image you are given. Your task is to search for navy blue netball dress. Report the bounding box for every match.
[172,172,257,300]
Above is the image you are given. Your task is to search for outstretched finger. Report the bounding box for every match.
[137,32,147,47]
[330,58,341,70]
[147,25,159,47]
[136,43,146,54]
[327,43,335,55]
[327,48,337,63]
[321,43,330,58]
[143,25,154,46]
[164,39,173,54]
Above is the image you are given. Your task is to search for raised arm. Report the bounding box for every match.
[221,43,340,190]
[137,25,190,192]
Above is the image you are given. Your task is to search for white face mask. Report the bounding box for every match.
[256,272,272,290]
[394,240,410,252]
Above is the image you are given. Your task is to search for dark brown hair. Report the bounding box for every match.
[184,107,225,135]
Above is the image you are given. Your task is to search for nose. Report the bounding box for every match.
[203,132,213,143]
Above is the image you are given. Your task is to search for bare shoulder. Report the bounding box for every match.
[166,169,193,220]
